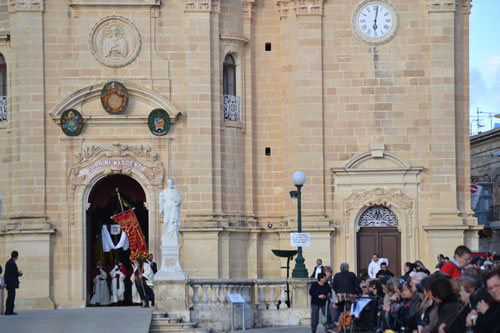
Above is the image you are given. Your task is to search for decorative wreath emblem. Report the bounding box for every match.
[148,109,171,136]
[60,109,83,136]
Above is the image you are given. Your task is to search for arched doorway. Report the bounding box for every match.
[86,174,148,305]
[356,206,401,275]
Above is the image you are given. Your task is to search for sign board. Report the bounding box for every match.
[227,293,245,304]
[291,233,310,247]
[471,184,478,194]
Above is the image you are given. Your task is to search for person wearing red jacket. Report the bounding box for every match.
[440,245,472,278]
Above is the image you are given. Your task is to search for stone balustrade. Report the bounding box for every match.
[186,278,313,331]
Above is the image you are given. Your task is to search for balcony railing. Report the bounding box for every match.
[0,96,7,122]
[223,95,240,122]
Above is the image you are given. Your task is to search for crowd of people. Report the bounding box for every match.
[309,246,500,333]
[89,253,157,308]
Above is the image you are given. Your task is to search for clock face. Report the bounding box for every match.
[353,0,398,45]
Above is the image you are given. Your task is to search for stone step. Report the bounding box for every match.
[149,312,209,333]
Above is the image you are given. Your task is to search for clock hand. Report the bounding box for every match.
[373,6,379,31]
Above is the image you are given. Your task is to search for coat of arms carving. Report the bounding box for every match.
[89,16,141,68]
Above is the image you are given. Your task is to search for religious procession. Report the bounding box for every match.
[309,248,500,333]
[87,178,182,309]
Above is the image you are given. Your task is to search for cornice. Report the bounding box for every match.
[429,0,456,13]
[276,0,323,18]
[8,0,43,12]
[184,0,220,13]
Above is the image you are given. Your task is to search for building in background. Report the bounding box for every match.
[471,128,500,252]
[0,0,478,310]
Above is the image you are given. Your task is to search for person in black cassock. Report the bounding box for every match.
[4,250,23,315]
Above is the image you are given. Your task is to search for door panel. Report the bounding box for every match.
[357,227,400,274]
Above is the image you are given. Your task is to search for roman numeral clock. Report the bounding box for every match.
[353,0,399,45]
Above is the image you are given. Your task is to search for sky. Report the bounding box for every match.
[470,1,500,135]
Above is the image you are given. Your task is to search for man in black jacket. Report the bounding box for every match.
[330,262,360,331]
[4,250,23,315]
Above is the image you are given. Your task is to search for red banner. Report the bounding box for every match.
[112,209,148,261]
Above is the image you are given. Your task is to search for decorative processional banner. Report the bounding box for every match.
[112,209,148,260]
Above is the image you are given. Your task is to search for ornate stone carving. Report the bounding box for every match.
[276,0,293,18]
[243,0,256,19]
[344,188,413,237]
[89,16,141,68]
[358,206,398,227]
[295,0,323,16]
[69,143,164,188]
[184,0,220,12]
[458,0,471,15]
[429,0,456,12]
[9,0,42,12]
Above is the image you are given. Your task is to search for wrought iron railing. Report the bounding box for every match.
[223,95,240,122]
[0,95,7,122]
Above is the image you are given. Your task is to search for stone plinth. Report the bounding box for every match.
[154,279,190,322]
[156,245,188,281]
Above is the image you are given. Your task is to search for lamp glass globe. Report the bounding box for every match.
[292,171,306,186]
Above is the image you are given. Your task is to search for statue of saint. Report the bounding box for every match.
[159,179,182,246]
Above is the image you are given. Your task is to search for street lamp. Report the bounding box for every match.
[291,171,308,278]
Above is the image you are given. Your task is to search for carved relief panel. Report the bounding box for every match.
[89,16,142,68]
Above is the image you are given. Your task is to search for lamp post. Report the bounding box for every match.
[291,171,308,278]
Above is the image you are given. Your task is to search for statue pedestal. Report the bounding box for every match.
[155,245,188,281]
[154,279,190,322]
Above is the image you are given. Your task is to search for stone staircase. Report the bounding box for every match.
[149,312,209,333]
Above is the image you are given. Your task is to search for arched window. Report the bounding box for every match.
[223,54,236,96]
[0,54,7,123]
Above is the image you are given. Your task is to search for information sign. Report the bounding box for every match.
[291,233,310,247]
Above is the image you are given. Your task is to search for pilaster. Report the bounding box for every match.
[184,0,220,225]
[427,0,462,226]
[7,0,46,219]
[278,0,327,228]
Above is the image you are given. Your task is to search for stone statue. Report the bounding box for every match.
[159,179,182,246]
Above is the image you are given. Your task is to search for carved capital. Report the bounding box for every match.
[8,0,43,12]
[184,0,220,12]
[243,0,256,19]
[458,0,471,15]
[295,0,323,16]
[429,0,456,12]
[276,0,292,19]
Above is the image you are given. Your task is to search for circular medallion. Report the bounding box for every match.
[89,16,142,68]
[101,81,129,114]
[352,0,399,46]
[60,109,83,136]
[148,109,171,136]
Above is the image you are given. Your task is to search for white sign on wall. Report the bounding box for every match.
[291,232,310,247]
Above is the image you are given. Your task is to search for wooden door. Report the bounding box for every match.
[357,227,401,275]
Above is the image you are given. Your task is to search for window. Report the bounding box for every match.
[0,54,6,123]
[223,54,236,96]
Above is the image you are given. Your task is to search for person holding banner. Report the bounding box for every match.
[132,255,154,308]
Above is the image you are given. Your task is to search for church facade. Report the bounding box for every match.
[0,0,479,310]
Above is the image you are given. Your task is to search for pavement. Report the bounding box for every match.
[0,307,320,333]
[0,306,320,333]
[0,307,154,333]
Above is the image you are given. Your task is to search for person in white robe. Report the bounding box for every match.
[90,260,111,306]
[109,259,127,304]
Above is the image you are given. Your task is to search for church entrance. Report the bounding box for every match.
[356,206,401,275]
[86,174,148,306]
